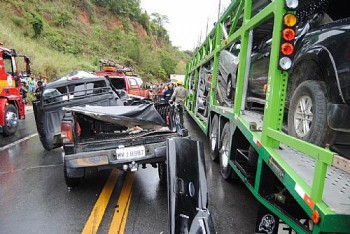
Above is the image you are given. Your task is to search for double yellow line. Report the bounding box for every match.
[82,169,135,234]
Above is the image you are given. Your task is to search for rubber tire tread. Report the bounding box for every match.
[219,122,233,180]
[209,115,220,162]
[64,160,82,188]
[287,80,334,146]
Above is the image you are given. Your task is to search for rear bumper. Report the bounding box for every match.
[64,141,167,170]
[328,103,350,132]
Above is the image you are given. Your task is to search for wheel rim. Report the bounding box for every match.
[5,110,18,129]
[220,135,229,168]
[293,95,313,137]
[210,125,218,151]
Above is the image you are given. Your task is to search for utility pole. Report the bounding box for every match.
[217,0,222,21]
[205,17,209,37]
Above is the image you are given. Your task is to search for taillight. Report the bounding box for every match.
[61,121,73,143]
[279,9,297,71]
[281,43,294,55]
[282,28,295,41]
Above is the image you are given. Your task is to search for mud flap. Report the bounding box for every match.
[167,137,215,234]
[255,204,279,234]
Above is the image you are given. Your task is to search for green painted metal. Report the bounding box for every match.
[184,0,350,232]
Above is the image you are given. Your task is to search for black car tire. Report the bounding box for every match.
[3,104,18,136]
[209,115,220,162]
[64,160,82,188]
[158,162,167,185]
[288,80,334,146]
[219,122,233,180]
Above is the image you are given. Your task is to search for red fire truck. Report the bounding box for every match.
[94,61,150,99]
[0,44,31,136]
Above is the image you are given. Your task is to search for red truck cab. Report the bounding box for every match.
[95,66,150,99]
[0,44,31,136]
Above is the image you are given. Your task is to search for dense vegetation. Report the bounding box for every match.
[0,0,192,82]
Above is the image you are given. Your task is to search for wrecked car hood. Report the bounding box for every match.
[63,103,167,129]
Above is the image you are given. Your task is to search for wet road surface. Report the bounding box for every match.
[0,107,258,233]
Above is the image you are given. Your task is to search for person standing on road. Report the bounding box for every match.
[170,80,188,125]
[34,80,44,100]
[163,83,174,102]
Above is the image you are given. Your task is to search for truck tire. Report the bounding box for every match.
[209,115,220,162]
[219,122,233,180]
[3,104,19,136]
[64,160,82,188]
[158,162,167,185]
[288,80,334,146]
[39,136,54,151]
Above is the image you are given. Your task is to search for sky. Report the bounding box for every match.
[140,0,232,51]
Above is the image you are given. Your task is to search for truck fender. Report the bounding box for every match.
[0,98,9,126]
[291,46,341,103]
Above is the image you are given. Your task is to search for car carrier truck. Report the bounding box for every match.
[0,43,31,136]
[184,0,350,233]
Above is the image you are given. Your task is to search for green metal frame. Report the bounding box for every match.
[184,0,350,233]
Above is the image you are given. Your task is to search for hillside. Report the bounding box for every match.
[0,0,191,82]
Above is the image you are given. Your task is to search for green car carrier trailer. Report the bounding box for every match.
[184,0,350,233]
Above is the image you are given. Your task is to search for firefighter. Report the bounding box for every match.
[170,80,188,125]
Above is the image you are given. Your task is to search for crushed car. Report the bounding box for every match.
[33,71,124,151]
[33,70,187,187]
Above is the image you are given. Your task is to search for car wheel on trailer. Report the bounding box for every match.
[209,115,220,162]
[288,80,334,146]
[158,162,167,185]
[3,104,19,136]
[219,122,233,180]
[64,160,83,188]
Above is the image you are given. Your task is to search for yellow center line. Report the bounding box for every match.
[82,168,120,234]
[108,172,135,234]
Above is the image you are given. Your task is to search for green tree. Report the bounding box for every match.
[160,52,177,78]
[150,13,169,27]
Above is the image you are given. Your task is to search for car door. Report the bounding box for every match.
[167,137,215,234]
[33,84,67,151]
[126,77,142,97]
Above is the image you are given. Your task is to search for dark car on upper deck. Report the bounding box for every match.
[219,0,350,158]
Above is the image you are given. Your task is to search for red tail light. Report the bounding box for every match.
[61,121,73,143]
[282,28,295,41]
[281,43,294,56]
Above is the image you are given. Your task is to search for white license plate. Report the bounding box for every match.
[116,146,146,160]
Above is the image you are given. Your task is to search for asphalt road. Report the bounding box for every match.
[0,107,258,234]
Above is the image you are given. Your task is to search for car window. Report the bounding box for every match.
[128,78,139,88]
